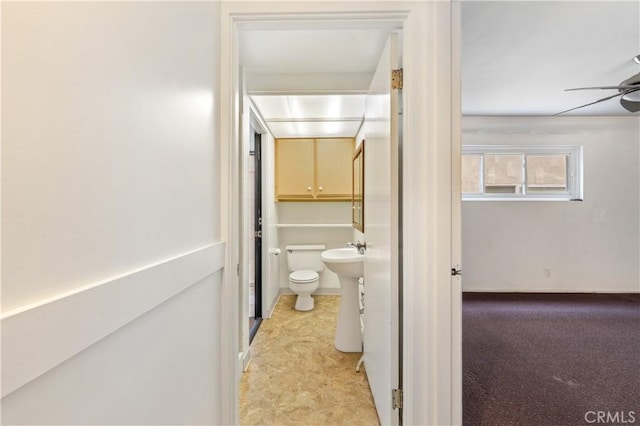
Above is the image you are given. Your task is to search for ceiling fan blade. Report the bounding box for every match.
[565,85,640,91]
[554,88,638,116]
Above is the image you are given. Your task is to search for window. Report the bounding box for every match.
[462,145,583,201]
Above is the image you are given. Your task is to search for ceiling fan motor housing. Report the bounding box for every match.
[619,72,640,112]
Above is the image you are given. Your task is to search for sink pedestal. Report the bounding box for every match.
[335,276,362,352]
[320,247,364,353]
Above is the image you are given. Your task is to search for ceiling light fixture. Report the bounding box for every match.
[634,55,640,64]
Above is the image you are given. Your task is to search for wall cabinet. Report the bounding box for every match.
[276,137,354,201]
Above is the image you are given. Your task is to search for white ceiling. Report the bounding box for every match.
[240,29,390,75]
[240,1,640,138]
[462,1,640,116]
[241,27,389,138]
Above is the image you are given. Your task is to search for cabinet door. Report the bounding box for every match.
[315,138,354,199]
[276,138,315,199]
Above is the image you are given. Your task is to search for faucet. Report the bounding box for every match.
[347,240,367,254]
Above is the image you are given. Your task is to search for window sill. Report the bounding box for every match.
[462,197,583,202]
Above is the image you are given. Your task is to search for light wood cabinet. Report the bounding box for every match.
[276,137,354,201]
[275,139,315,199]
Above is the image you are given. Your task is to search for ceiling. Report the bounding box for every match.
[240,2,640,138]
[462,1,640,116]
[240,27,390,138]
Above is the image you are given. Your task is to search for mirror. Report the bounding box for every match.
[352,140,364,232]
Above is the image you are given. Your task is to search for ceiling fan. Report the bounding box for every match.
[555,55,640,115]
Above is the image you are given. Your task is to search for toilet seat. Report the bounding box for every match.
[289,270,319,284]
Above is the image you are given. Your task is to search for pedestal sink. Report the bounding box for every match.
[321,247,364,352]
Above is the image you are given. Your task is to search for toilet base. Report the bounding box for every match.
[294,294,315,311]
[289,275,319,311]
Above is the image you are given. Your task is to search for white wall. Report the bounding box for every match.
[276,202,353,293]
[1,2,223,424]
[462,116,640,293]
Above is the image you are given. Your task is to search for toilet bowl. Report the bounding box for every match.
[289,270,320,311]
[286,245,325,311]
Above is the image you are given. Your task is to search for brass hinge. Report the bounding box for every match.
[392,69,403,89]
[392,388,403,409]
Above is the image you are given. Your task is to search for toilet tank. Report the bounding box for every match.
[286,245,326,272]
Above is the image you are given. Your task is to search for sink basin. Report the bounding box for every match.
[320,248,364,278]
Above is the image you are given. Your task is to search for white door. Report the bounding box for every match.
[451,4,463,423]
[363,33,401,426]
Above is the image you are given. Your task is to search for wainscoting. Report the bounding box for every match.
[1,242,225,425]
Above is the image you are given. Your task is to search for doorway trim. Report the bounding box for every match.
[219,3,460,425]
[239,98,270,372]
[248,128,263,344]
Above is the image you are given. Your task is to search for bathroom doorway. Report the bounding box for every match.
[249,129,263,342]
[238,23,403,425]
[221,4,461,425]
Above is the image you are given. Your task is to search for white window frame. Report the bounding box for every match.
[462,145,583,201]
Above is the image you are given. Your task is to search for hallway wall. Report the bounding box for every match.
[462,116,640,293]
[1,2,223,424]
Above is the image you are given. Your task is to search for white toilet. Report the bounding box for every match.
[286,245,325,311]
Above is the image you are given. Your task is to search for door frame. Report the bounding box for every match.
[219,2,460,425]
[249,128,263,344]
[451,3,463,423]
[239,95,270,371]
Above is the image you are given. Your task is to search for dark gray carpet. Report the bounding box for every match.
[463,293,640,426]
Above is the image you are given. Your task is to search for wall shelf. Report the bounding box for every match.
[276,224,352,229]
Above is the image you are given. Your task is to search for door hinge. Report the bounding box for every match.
[392,388,403,410]
[254,230,262,238]
[392,69,403,89]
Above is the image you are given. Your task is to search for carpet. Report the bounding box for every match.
[463,293,640,426]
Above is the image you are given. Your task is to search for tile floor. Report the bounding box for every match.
[240,295,380,426]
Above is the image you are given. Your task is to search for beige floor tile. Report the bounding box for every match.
[240,295,380,426]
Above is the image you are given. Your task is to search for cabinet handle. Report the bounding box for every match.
[307,186,312,191]
[318,186,323,191]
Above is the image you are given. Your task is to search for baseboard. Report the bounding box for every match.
[265,293,281,319]
[242,348,251,372]
[462,292,640,303]
[463,289,640,294]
